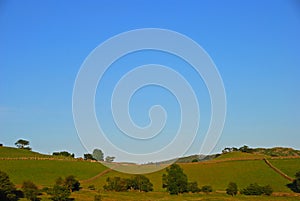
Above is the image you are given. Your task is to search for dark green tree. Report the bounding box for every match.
[92,149,104,161]
[0,171,17,201]
[187,181,200,193]
[15,139,30,150]
[64,175,80,192]
[50,185,70,201]
[103,177,128,192]
[288,171,300,193]
[162,164,188,195]
[240,183,272,195]
[53,151,74,158]
[22,181,39,201]
[84,153,94,160]
[130,175,153,192]
[226,182,238,196]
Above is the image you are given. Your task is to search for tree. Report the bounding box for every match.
[130,175,153,192]
[84,153,94,160]
[22,181,39,201]
[288,171,300,193]
[240,183,272,196]
[162,164,188,195]
[53,151,74,158]
[103,177,128,192]
[262,185,273,196]
[187,181,200,193]
[226,182,238,196]
[201,185,213,193]
[0,170,17,201]
[50,185,70,201]
[15,139,31,150]
[105,156,115,163]
[239,145,252,153]
[93,149,104,161]
[64,175,80,192]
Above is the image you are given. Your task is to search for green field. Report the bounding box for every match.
[0,159,107,186]
[1,147,300,200]
[270,158,300,178]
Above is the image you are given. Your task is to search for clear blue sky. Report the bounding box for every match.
[1,0,299,161]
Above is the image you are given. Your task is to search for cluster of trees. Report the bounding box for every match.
[52,151,75,158]
[103,175,153,192]
[162,164,212,195]
[222,145,253,154]
[84,149,115,162]
[0,170,81,201]
[226,182,273,196]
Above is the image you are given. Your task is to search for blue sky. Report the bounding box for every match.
[1,0,299,162]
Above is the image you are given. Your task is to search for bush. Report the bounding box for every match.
[88,185,96,190]
[226,182,238,196]
[241,183,272,196]
[262,185,273,196]
[187,182,200,193]
[201,185,213,193]
[64,175,80,192]
[129,175,153,192]
[288,171,300,193]
[103,177,128,192]
[94,194,102,201]
[50,185,70,201]
[22,180,39,201]
[0,170,17,201]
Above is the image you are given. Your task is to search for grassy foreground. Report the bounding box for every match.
[17,190,300,201]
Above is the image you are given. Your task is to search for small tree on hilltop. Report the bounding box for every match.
[22,180,39,201]
[162,164,188,195]
[105,156,115,163]
[93,149,104,161]
[84,153,94,160]
[226,182,238,196]
[15,139,31,150]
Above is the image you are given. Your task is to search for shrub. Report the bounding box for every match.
[22,180,39,201]
[241,183,273,196]
[226,182,238,196]
[0,170,17,201]
[94,194,102,201]
[64,175,80,192]
[50,184,70,201]
[201,185,213,193]
[187,182,200,193]
[88,185,96,190]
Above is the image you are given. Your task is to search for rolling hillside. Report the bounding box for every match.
[0,146,299,194]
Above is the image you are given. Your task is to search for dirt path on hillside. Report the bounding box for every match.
[263,158,294,182]
[80,164,119,184]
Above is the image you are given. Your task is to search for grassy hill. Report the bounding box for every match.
[0,146,107,186]
[1,146,300,197]
[0,146,50,158]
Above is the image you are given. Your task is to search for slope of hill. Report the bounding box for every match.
[252,147,300,157]
[0,146,50,158]
[0,146,107,186]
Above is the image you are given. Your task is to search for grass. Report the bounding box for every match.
[83,160,294,192]
[19,190,300,201]
[0,146,50,158]
[213,151,268,160]
[269,158,300,178]
[0,160,107,186]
